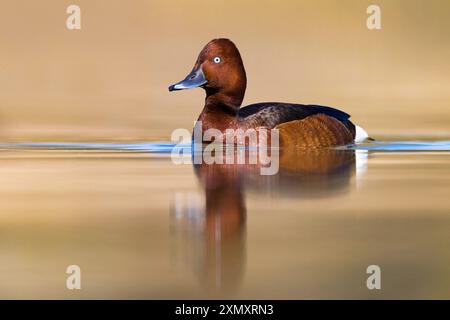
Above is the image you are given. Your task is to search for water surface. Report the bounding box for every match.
[0,139,449,299]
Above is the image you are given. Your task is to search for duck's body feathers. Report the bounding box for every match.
[238,103,355,138]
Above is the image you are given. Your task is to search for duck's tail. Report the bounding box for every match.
[354,125,374,143]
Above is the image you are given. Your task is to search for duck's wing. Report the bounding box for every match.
[238,103,355,137]
[238,103,356,147]
[239,103,349,125]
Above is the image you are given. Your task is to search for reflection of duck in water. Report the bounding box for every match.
[171,148,364,293]
[193,161,246,292]
[169,38,369,148]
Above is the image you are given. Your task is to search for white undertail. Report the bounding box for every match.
[354,125,369,143]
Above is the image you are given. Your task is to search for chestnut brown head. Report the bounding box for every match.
[169,39,247,107]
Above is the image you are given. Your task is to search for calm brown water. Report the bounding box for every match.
[0,140,449,299]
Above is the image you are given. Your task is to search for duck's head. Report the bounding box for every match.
[169,38,247,107]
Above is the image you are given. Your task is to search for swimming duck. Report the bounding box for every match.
[169,38,368,148]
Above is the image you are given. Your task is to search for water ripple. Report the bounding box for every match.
[1,140,450,153]
[349,140,450,151]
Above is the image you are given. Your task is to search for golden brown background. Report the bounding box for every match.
[0,1,450,299]
[0,0,449,142]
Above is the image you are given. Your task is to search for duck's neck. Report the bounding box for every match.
[197,90,243,132]
[206,87,244,109]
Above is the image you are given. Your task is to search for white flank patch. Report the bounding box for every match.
[355,125,369,143]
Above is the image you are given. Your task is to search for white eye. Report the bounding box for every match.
[213,56,221,64]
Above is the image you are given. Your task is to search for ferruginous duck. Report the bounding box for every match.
[168,38,369,148]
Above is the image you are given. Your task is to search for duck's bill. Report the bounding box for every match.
[168,67,207,91]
